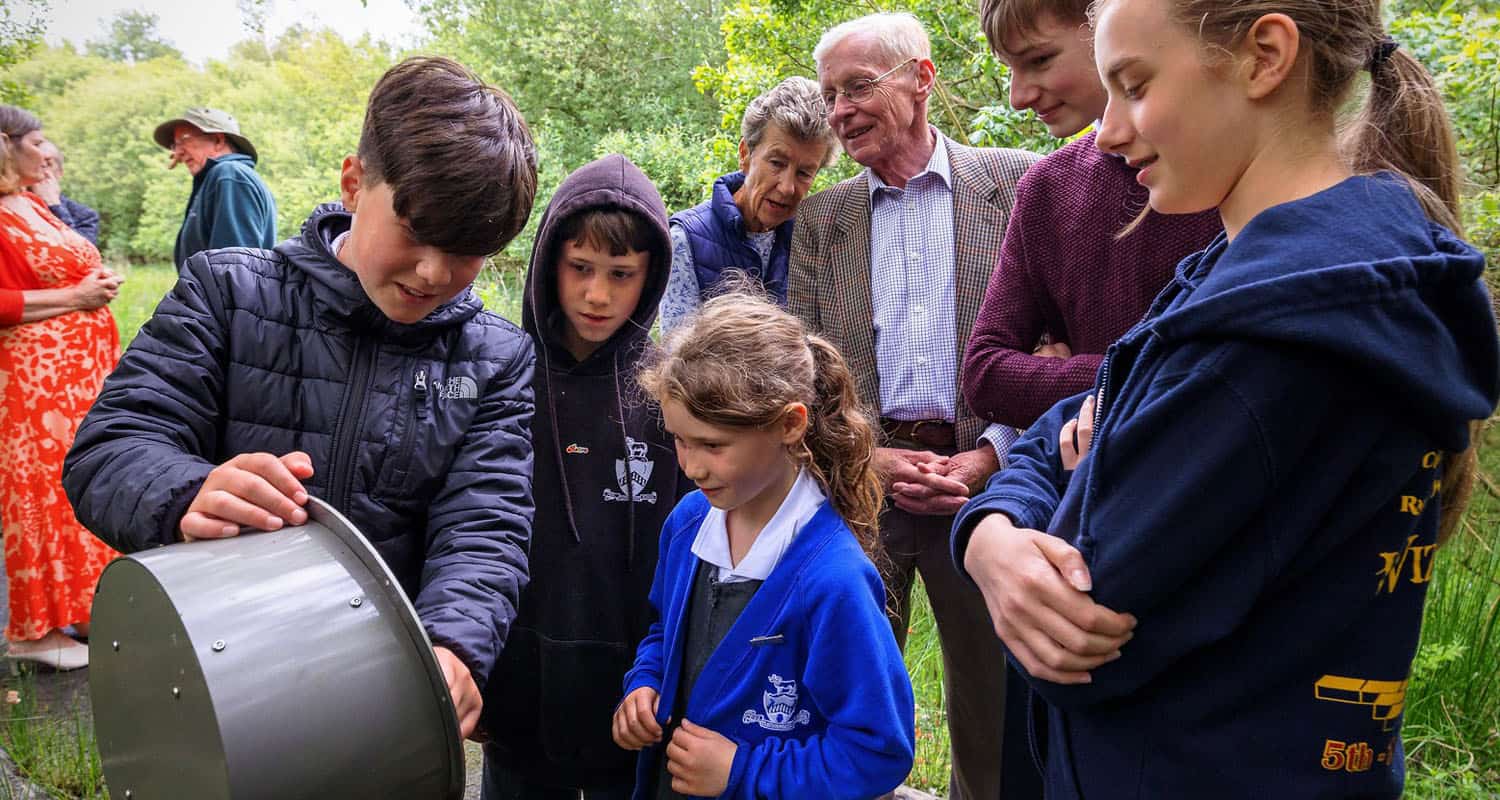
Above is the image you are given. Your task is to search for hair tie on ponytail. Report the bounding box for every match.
[1367,36,1399,73]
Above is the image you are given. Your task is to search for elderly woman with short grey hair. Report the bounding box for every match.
[658,76,839,333]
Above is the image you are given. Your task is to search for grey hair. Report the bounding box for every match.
[741,76,842,168]
[813,12,931,72]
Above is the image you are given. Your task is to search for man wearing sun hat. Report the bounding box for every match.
[154,107,277,266]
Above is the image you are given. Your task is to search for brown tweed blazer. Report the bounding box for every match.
[789,138,1039,451]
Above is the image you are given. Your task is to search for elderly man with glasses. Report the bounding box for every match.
[788,12,1038,799]
[153,107,277,266]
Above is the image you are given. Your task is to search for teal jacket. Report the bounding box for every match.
[174,153,276,266]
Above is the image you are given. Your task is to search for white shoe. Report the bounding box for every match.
[7,630,89,671]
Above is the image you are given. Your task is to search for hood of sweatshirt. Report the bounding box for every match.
[522,153,671,376]
[1148,174,1498,452]
[515,153,676,572]
[276,202,484,342]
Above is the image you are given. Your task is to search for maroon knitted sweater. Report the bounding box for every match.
[961,133,1222,428]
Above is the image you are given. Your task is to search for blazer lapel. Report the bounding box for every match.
[821,175,881,412]
[947,142,1010,447]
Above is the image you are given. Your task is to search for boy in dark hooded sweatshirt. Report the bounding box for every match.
[482,153,689,798]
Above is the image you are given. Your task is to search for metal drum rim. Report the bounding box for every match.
[304,496,464,798]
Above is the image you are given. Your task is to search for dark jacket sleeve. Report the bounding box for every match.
[52,196,101,246]
[204,176,276,252]
[63,253,228,551]
[416,334,537,690]
[980,342,1323,710]
[951,390,1084,575]
[962,181,1105,429]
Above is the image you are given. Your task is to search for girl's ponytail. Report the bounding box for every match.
[1437,421,1482,546]
[1343,43,1464,236]
[802,335,884,556]
[1346,39,1475,545]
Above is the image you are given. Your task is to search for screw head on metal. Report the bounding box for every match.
[172,687,181,698]
[124,791,133,799]
[111,641,120,651]
[349,597,363,608]
[212,639,226,652]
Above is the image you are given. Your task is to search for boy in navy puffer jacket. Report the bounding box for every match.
[63,56,540,740]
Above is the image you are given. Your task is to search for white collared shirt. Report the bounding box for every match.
[866,131,957,424]
[690,469,827,583]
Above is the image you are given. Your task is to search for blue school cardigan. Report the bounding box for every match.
[623,492,914,799]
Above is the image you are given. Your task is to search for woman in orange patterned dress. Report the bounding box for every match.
[0,107,123,670]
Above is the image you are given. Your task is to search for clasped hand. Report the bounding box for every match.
[882,445,998,516]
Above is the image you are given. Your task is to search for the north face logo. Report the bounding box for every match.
[439,376,479,400]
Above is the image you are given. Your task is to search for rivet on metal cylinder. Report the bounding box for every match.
[350,597,363,608]
[212,639,226,652]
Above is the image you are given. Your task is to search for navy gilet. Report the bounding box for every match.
[669,171,793,305]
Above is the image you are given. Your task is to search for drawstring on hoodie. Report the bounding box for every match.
[537,321,585,546]
[614,350,639,572]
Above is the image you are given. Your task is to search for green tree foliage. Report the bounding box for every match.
[419,0,723,165]
[20,30,392,262]
[416,0,729,258]
[693,0,1060,161]
[0,2,48,105]
[84,11,183,64]
[1391,6,1500,266]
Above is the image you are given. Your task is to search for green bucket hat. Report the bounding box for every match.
[153,107,258,163]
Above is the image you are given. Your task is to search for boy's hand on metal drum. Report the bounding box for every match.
[612,686,663,750]
[965,512,1135,685]
[434,646,482,739]
[180,452,314,541]
[666,719,735,796]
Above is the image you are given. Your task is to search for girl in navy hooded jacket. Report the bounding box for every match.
[613,291,914,800]
[952,1,1500,798]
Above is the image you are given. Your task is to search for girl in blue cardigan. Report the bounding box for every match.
[612,291,915,799]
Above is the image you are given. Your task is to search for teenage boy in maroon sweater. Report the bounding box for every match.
[957,1,1220,796]
[961,0,1221,431]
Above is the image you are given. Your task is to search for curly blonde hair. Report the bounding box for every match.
[637,288,884,554]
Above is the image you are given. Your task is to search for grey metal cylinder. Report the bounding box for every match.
[89,497,463,800]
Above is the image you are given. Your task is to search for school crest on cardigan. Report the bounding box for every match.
[604,437,658,503]
[743,674,811,732]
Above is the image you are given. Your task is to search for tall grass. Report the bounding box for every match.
[1403,421,1500,797]
[0,673,106,800]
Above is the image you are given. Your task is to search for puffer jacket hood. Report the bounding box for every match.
[522,154,671,373]
[282,202,484,341]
